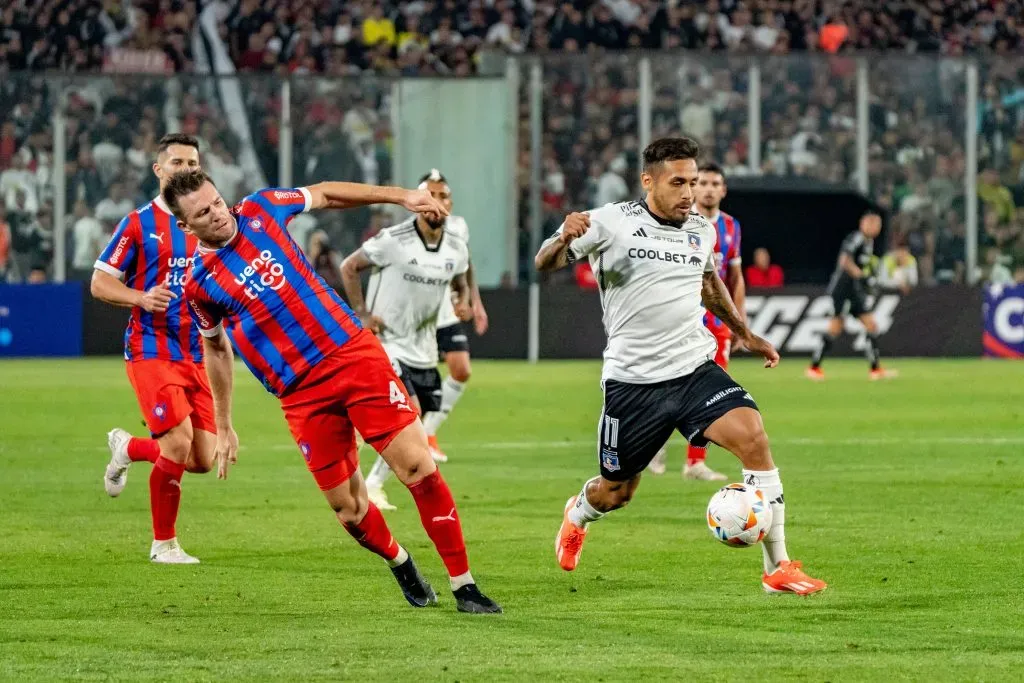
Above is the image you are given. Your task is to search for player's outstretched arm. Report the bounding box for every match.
[535,212,590,272]
[701,271,779,368]
[91,270,175,312]
[202,329,240,479]
[306,182,449,218]
[339,249,385,333]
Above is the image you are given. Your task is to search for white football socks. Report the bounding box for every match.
[423,377,466,436]
[450,571,475,591]
[386,545,410,568]
[743,468,789,574]
[365,455,393,489]
[567,478,606,528]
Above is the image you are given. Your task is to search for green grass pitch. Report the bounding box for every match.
[1,357,1023,681]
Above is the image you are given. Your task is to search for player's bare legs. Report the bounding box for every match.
[321,466,437,608]
[703,407,826,594]
[365,395,424,511]
[423,350,471,463]
[556,472,642,571]
[148,417,200,564]
[807,316,844,380]
[378,420,501,613]
[185,427,216,473]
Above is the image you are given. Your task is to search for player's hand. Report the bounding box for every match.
[472,301,489,335]
[559,212,590,243]
[359,312,386,334]
[740,332,780,368]
[454,300,473,322]
[402,189,449,220]
[140,284,176,313]
[215,427,240,480]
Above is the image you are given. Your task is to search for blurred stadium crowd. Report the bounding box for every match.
[3,0,1024,287]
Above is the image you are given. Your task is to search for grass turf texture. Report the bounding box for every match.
[1,358,1023,681]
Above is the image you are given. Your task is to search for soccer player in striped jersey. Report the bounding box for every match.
[91,134,217,564]
[167,170,500,614]
[647,162,741,481]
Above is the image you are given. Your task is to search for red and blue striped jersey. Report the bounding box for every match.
[184,187,363,396]
[94,196,203,363]
[704,211,743,330]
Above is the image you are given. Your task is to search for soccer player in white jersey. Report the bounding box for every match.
[429,173,489,463]
[340,173,472,511]
[535,138,827,595]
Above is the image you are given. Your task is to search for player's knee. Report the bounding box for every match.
[185,456,211,474]
[394,452,435,485]
[159,431,192,463]
[450,364,471,383]
[736,427,772,469]
[593,479,634,511]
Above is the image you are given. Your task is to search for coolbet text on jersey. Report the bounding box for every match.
[364,216,470,370]
[563,199,719,384]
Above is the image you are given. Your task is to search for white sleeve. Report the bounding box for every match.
[563,209,614,259]
[297,187,313,213]
[361,229,399,267]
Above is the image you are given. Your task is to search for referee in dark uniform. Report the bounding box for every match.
[807,211,896,380]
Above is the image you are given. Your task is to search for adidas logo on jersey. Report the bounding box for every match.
[633,228,649,238]
[409,258,418,265]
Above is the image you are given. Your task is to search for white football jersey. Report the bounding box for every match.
[560,199,718,384]
[436,215,470,329]
[363,218,469,369]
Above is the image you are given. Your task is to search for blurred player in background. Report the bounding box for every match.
[339,170,472,511]
[536,137,826,595]
[424,171,489,463]
[166,170,500,613]
[807,211,897,380]
[90,133,216,564]
[647,162,742,482]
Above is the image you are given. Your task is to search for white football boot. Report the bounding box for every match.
[150,538,200,564]
[367,486,397,511]
[646,447,668,475]
[104,428,133,497]
[683,461,729,481]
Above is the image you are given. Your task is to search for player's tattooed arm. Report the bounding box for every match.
[451,272,472,321]
[202,329,240,479]
[702,271,779,368]
[535,212,590,272]
[339,248,385,333]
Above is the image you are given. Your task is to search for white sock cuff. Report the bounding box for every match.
[443,377,466,392]
[742,468,781,488]
[579,478,604,517]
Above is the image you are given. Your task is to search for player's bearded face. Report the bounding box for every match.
[421,181,452,228]
[643,159,699,223]
[154,145,200,184]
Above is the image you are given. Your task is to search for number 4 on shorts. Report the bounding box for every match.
[389,380,407,405]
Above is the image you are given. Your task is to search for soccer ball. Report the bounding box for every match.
[706,483,773,547]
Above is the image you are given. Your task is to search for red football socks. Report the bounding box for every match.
[150,456,185,541]
[687,444,708,466]
[343,503,400,561]
[408,470,469,577]
[127,437,160,463]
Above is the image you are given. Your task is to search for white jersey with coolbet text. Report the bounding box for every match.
[436,215,470,329]
[364,218,469,369]
[563,199,718,384]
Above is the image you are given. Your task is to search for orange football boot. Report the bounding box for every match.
[555,496,588,571]
[762,560,827,595]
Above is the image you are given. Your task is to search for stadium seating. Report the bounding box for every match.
[2,0,1023,284]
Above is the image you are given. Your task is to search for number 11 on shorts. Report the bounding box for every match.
[602,415,619,449]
